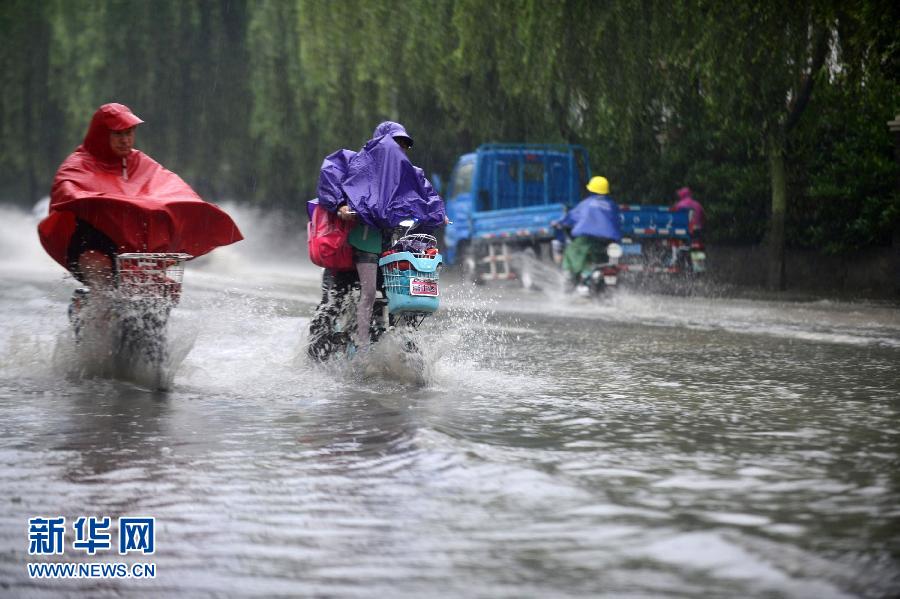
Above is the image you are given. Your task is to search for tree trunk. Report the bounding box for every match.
[890,115,900,293]
[766,132,787,291]
[761,23,829,292]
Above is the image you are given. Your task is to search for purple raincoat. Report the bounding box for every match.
[314,122,445,231]
[559,194,622,241]
[316,148,357,213]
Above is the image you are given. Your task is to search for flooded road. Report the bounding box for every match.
[1,204,899,598]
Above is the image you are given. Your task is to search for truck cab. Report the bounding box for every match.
[443,144,590,280]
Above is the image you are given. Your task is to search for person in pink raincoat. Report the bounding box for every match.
[673,186,705,238]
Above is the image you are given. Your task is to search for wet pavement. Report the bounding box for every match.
[1,205,898,598]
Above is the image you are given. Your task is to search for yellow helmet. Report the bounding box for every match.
[586,176,609,195]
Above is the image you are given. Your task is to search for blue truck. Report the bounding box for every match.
[443,143,705,283]
[443,144,590,281]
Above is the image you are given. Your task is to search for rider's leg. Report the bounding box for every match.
[320,269,335,302]
[66,220,117,286]
[308,269,336,342]
[77,250,114,289]
[551,238,566,266]
[561,240,584,293]
[354,253,379,349]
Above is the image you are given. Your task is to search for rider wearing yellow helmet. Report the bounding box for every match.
[555,176,622,290]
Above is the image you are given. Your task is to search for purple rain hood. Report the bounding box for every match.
[372,121,413,146]
[315,122,445,230]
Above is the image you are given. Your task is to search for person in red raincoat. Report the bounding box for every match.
[38,102,243,287]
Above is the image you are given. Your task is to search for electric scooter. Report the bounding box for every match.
[306,220,442,362]
[68,252,191,389]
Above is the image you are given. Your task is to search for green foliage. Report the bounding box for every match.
[790,72,900,252]
[0,0,895,254]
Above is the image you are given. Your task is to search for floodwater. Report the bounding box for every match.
[1,203,899,598]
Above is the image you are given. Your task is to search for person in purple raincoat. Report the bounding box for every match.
[315,121,446,352]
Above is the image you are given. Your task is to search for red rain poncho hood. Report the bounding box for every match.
[38,103,243,269]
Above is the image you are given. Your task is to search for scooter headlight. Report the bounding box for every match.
[607,243,623,259]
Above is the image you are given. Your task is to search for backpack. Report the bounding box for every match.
[308,204,353,270]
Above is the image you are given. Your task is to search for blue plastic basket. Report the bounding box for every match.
[378,251,443,314]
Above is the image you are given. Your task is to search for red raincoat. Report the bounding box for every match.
[38,103,243,270]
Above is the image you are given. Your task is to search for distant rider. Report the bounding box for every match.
[314,121,446,352]
[555,176,622,292]
[673,186,704,240]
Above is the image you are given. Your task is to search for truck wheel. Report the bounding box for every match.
[461,243,481,285]
[538,241,553,262]
[519,247,541,291]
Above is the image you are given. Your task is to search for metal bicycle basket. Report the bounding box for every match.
[379,235,442,314]
[116,253,192,301]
